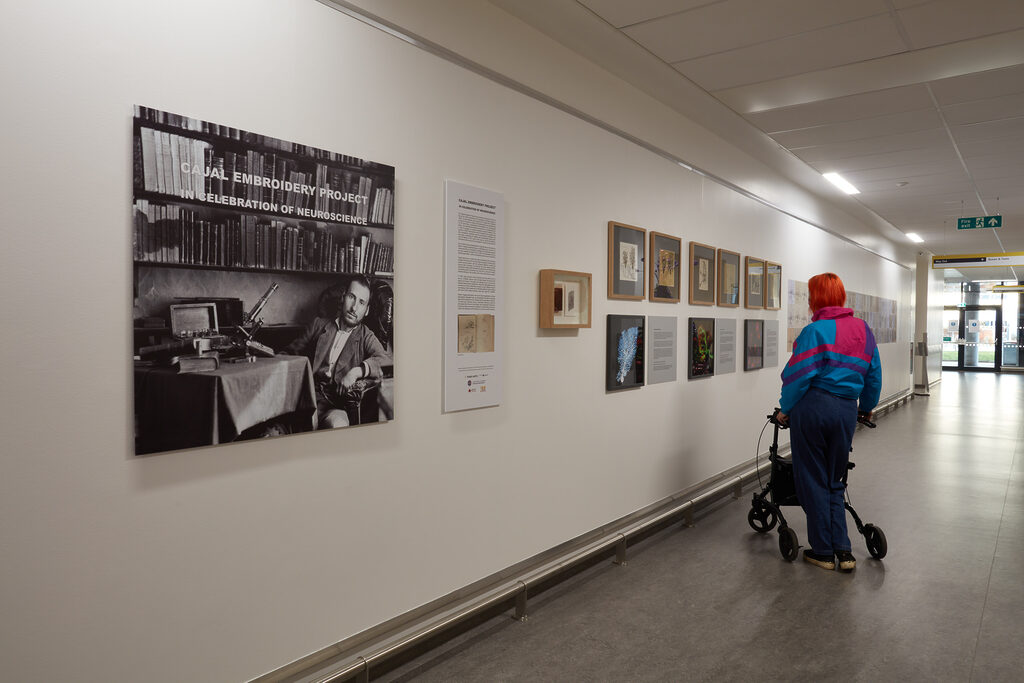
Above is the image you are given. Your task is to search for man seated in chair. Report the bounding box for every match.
[284,275,389,428]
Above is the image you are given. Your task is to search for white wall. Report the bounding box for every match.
[0,2,913,681]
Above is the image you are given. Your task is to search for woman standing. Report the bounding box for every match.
[777,273,882,571]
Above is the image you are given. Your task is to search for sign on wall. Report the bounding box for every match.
[932,251,1024,268]
[443,180,505,412]
[132,106,396,455]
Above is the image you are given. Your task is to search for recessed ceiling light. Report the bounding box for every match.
[906,233,924,243]
[822,172,860,195]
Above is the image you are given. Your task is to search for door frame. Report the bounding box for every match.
[944,305,1002,372]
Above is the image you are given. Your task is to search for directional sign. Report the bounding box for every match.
[957,215,1002,230]
[932,251,1024,268]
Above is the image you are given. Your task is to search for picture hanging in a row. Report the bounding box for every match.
[744,258,782,310]
[606,314,645,391]
[688,317,715,379]
[689,242,716,306]
[651,232,682,303]
[606,315,779,389]
[608,222,646,300]
[606,221,781,309]
[745,319,764,371]
[539,269,592,328]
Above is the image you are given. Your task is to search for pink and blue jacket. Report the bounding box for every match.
[779,306,882,414]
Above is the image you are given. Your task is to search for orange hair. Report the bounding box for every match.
[808,272,846,312]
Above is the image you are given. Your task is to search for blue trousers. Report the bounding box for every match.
[789,387,857,555]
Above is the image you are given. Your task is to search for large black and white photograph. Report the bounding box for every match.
[132,106,395,455]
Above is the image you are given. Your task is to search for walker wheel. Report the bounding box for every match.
[864,524,887,559]
[747,506,777,533]
[778,526,799,562]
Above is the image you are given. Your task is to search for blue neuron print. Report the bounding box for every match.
[616,326,640,383]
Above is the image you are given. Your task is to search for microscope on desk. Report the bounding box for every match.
[222,283,278,363]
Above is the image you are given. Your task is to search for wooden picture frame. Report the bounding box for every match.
[608,221,646,300]
[745,256,764,309]
[606,314,645,390]
[539,269,592,329]
[717,248,741,307]
[688,241,717,306]
[765,262,782,310]
[649,231,682,303]
[744,319,764,371]
[687,317,715,379]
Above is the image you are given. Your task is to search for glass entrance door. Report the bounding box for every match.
[1002,291,1021,370]
[963,307,999,370]
[944,306,1002,371]
[942,308,960,369]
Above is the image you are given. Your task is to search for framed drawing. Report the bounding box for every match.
[717,248,741,307]
[539,269,592,329]
[608,221,646,300]
[765,262,782,310]
[606,314,645,390]
[744,319,764,371]
[649,231,682,303]
[687,317,715,379]
[745,256,764,309]
[688,241,717,306]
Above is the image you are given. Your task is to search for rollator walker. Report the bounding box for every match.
[747,408,888,562]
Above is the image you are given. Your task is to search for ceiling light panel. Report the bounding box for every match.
[823,172,861,194]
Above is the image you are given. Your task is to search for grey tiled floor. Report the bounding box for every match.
[380,373,1024,682]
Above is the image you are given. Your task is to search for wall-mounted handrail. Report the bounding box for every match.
[261,389,912,683]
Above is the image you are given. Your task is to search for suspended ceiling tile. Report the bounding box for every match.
[959,135,1024,158]
[789,130,953,163]
[891,0,943,9]
[623,0,888,64]
[855,172,972,192]
[869,194,975,209]
[964,153,1024,171]
[714,29,1024,113]
[577,0,713,29]
[837,160,967,181]
[897,0,1024,49]
[970,165,1024,182]
[772,108,943,148]
[674,14,906,91]
[869,202,977,219]
[798,143,958,169]
[929,63,1024,104]
[745,84,934,133]
[951,116,1024,143]
[941,92,1024,124]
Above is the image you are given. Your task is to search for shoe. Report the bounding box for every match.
[803,550,835,570]
[836,550,856,571]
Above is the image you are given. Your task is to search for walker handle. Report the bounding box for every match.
[768,408,789,429]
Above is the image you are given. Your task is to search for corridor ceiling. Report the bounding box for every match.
[493,0,1024,282]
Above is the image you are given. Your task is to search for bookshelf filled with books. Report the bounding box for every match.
[132,105,394,278]
[132,198,394,276]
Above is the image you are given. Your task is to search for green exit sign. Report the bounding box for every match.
[958,215,1002,229]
